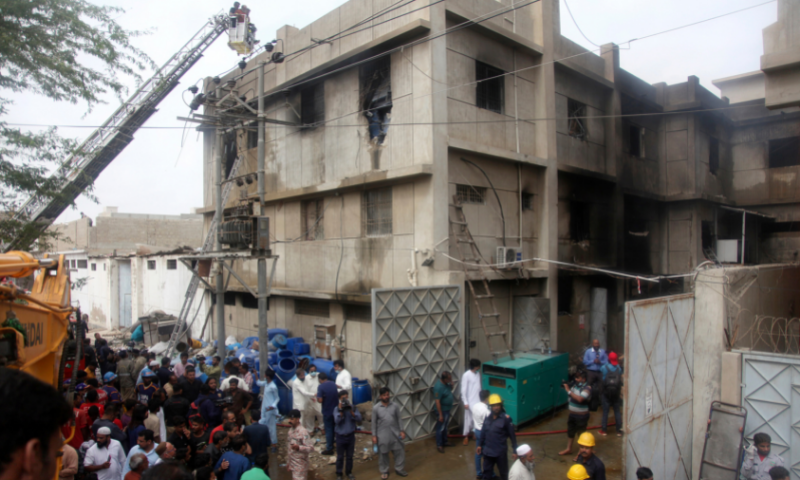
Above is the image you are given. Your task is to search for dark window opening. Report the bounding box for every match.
[456,184,486,204]
[91,263,97,271]
[344,304,371,321]
[301,83,325,127]
[476,61,504,114]
[768,137,800,168]
[242,293,259,309]
[224,292,236,306]
[522,192,534,211]
[709,137,720,175]
[363,188,393,237]
[701,220,715,253]
[147,260,156,270]
[70,260,76,268]
[361,57,392,144]
[167,259,177,270]
[762,221,800,234]
[302,199,325,241]
[557,276,573,315]
[77,260,88,269]
[295,300,330,317]
[629,125,644,158]
[223,131,237,178]
[570,202,591,242]
[568,98,587,139]
[247,122,258,150]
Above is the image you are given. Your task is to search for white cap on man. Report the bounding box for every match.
[516,444,532,456]
[97,427,111,436]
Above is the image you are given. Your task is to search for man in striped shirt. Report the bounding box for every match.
[558,370,592,456]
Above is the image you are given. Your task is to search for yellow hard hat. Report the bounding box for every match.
[488,393,503,405]
[567,464,590,480]
[577,431,596,447]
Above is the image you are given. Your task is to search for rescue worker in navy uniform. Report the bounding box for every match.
[476,393,518,480]
[575,432,605,480]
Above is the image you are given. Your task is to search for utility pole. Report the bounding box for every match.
[256,61,269,376]
[215,128,226,360]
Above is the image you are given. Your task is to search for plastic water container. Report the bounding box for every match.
[277,385,293,415]
[312,358,337,381]
[271,334,287,350]
[293,343,311,356]
[268,328,289,341]
[242,336,259,349]
[275,357,297,384]
[226,342,242,351]
[353,379,372,405]
[285,337,304,353]
[277,350,295,360]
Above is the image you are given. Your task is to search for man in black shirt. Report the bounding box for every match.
[156,357,172,389]
[225,378,253,426]
[243,410,272,462]
[188,415,212,460]
[168,417,193,458]
[178,366,203,403]
[576,432,606,480]
[163,384,190,435]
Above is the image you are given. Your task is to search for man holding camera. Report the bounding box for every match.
[558,370,592,456]
[333,390,362,480]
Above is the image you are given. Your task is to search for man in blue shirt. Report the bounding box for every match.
[433,371,455,453]
[256,370,279,453]
[333,390,363,480]
[599,352,623,436]
[215,434,250,480]
[582,339,608,411]
[317,372,339,456]
[243,410,272,462]
[476,393,517,480]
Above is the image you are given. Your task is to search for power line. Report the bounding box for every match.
[562,0,601,47]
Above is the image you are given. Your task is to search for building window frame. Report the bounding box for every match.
[362,187,393,237]
[456,184,487,205]
[768,137,799,168]
[295,299,330,318]
[629,124,645,159]
[568,98,588,140]
[167,259,178,270]
[475,61,505,114]
[301,82,325,128]
[147,260,156,270]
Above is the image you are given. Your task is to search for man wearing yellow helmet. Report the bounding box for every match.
[567,464,590,480]
[575,432,606,480]
[476,393,517,480]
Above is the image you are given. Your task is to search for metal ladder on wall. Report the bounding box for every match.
[449,196,514,364]
[164,154,244,356]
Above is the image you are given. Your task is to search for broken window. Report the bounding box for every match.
[301,83,325,127]
[557,276,573,315]
[246,122,258,150]
[91,263,97,271]
[295,300,330,317]
[709,137,720,175]
[361,57,392,144]
[363,187,393,237]
[242,292,259,309]
[456,184,487,204]
[224,292,236,306]
[768,137,799,168]
[147,260,156,270]
[167,259,177,270]
[301,199,325,241]
[522,192,534,211]
[568,98,587,139]
[476,61,504,114]
[223,131,237,178]
[701,220,715,254]
[570,201,590,242]
[629,125,644,158]
[77,260,87,269]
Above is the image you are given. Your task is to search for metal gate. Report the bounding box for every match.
[741,351,800,480]
[624,294,695,480]
[372,285,463,440]
[512,296,550,352]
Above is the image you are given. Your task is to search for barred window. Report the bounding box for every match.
[77,260,88,269]
[295,300,330,318]
[167,259,177,270]
[363,188,392,237]
[522,192,534,211]
[568,98,587,139]
[476,61,504,114]
[147,260,156,270]
[456,184,486,205]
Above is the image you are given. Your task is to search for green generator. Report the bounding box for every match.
[481,352,569,426]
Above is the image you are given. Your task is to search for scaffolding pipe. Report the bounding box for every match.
[257,62,265,203]
[741,211,746,265]
[215,128,226,360]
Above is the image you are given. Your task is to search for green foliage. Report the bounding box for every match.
[0,0,153,250]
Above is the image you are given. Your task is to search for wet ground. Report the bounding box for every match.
[265,408,623,480]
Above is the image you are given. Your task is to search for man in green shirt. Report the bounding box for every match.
[434,371,455,453]
[201,355,223,384]
[241,452,270,480]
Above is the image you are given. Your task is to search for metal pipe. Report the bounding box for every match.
[257,61,265,203]
[257,257,268,376]
[741,212,746,265]
[215,128,226,360]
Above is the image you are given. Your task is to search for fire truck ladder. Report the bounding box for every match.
[164,153,245,356]
[449,196,514,364]
[5,14,230,252]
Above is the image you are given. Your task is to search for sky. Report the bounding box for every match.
[4,0,777,224]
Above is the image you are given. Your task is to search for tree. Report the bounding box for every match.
[0,0,153,250]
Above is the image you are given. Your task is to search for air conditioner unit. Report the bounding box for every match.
[496,247,519,269]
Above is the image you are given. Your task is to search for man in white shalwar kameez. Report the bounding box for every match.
[509,444,537,480]
[291,369,316,433]
[461,358,483,444]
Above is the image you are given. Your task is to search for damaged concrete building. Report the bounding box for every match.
[45,207,205,331]
[198,0,800,383]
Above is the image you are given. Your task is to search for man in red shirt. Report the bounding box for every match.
[79,389,105,417]
[62,394,91,450]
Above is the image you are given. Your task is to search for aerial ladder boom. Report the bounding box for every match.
[5,13,232,252]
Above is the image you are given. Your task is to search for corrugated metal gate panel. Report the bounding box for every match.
[624,294,694,480]
[741,351,800,479]
[512,296,550,353]
[372,285,463,440]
